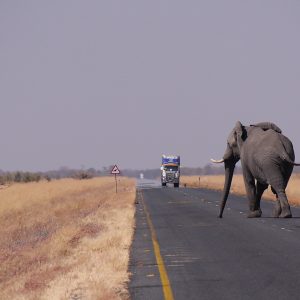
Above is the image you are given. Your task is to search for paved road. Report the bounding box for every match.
[129,179,300,300]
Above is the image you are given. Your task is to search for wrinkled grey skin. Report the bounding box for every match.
[215,121,300,218]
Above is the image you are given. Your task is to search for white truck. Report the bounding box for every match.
[161,155,180,187]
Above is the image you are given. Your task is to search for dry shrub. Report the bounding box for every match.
[0,177,136,300]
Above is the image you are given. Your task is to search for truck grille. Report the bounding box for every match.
[167,173,174,181]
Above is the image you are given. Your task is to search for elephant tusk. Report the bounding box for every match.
[210,158,225,164]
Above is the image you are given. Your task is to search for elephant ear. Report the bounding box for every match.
[250,122,282,133]
[234,121,243,136]
[234,121,246,147]
[235,121,247,139]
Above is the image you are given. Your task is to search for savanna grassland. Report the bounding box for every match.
[181,174,300,206]
[0,177,136,300]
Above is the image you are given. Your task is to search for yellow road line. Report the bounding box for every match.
[140,191,174,300]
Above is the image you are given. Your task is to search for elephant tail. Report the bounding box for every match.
[281,152,300,166]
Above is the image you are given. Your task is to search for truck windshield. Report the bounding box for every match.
[165,166,178,171]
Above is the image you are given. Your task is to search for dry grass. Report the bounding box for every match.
[0,177,136,300]
[181,173,300,206]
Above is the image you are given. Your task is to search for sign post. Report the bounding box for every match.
[111,165,121,193]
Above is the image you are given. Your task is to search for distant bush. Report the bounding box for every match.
[44,175,51,182]
[74,171,94,180]
[22,172,41,183]
[0,175,5,185]
[5,173,14,183]
[14,172,22,183]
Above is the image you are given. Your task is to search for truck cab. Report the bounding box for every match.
[161,155,180,187]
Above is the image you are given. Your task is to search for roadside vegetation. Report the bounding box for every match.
[0,171,43,185]
[0,169,98,185]
[181,174,300,206]
[0,177,136,300]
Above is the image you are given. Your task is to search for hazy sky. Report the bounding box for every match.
[1,1,300,171]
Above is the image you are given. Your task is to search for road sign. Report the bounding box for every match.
[111,165,120,175]
[111,165,121,193]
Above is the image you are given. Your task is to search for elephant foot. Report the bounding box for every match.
[280,211,292,218]
[272,208,281,218]
[247,209,262,218]
[280,206,292,218]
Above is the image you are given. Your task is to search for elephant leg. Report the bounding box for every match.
[265,167,292,218]
[243,171,261,218]
[255,182,268,213]
[270,185,292,218]
[277,192,292,218]
[271,187,281,218]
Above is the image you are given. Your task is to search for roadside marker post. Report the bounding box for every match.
[111,165,121,194]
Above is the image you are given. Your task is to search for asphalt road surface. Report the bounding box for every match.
[129,179,300,300]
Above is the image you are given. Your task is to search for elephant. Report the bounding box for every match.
[211,121,300,218]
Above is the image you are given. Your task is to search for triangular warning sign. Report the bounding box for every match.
[111,165,120,174]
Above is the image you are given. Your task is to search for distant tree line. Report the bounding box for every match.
[0,171,43,185]
[0,166,124,185]
[1,164,299,185]
[0,167,103,185]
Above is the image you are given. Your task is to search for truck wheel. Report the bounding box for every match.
[162,182,166,187]
[174,183,179,188]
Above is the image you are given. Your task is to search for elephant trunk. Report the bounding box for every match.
[219,161,235,218]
